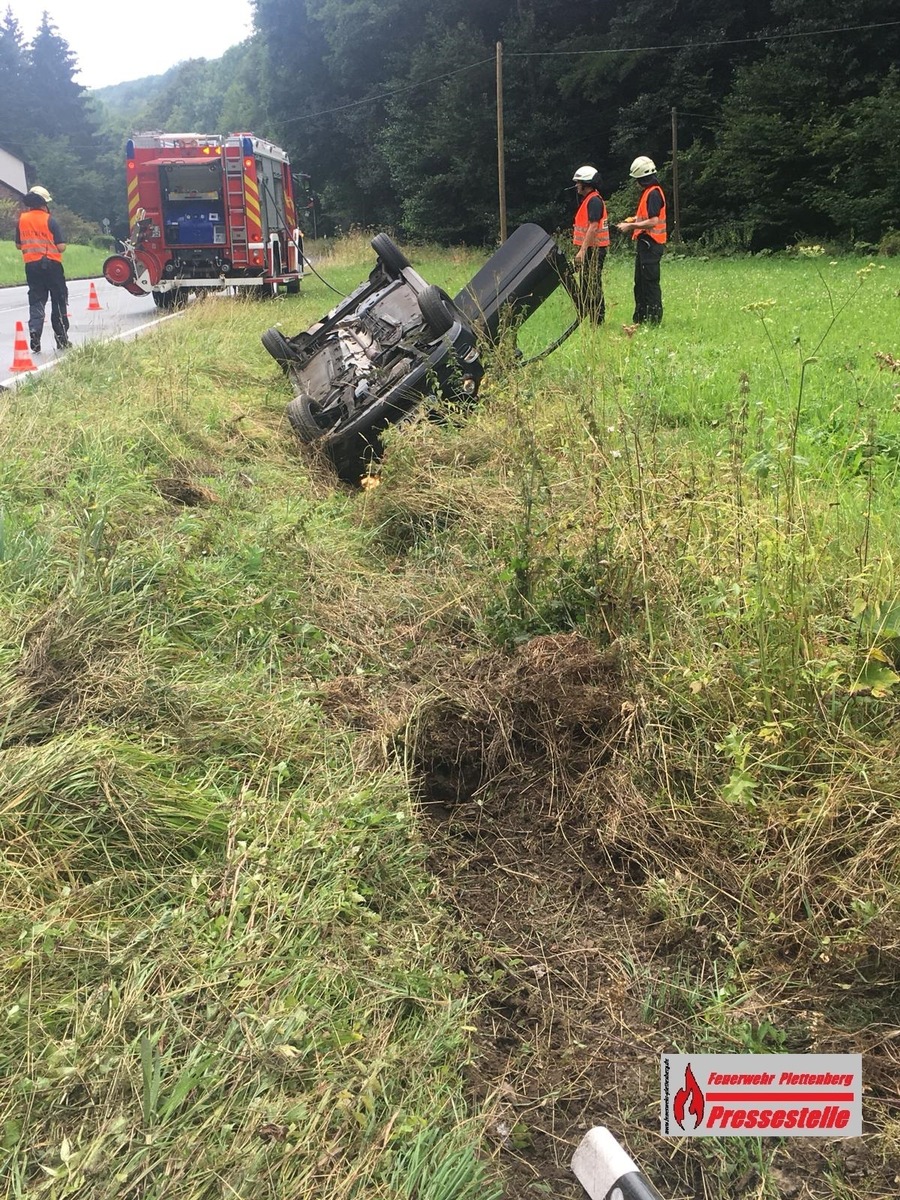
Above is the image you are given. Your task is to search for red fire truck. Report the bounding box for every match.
[102,131,304,307]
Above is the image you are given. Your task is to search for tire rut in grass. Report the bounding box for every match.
[408,632,652,1198]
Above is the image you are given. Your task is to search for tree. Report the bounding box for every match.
[380,21,497,242]
[22,13,105,224]
[703,0,900,247]
[28,12,93,143]
[0,6,28,157]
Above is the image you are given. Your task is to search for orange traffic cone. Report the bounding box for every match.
[9,321,36,373]
[87,281,102,311]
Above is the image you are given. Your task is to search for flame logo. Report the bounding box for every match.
[673,1063,704,1130]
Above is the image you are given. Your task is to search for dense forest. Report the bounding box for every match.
[1,0,898,249]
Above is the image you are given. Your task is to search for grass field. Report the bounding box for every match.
[1,234,899,1200]
[0,241,108,286]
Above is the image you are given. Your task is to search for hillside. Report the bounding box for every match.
[1,242,899,1200]
[91,71,169,117]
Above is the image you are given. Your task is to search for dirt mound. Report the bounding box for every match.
[409,632,633,819]
[152,475,219,506]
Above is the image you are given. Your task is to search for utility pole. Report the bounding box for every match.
[496,41,507,243]
[670,106,681,244]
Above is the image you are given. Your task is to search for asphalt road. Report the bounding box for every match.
[0,276,175,389]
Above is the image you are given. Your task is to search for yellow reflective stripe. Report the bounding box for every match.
[634,186,666,240]
[243,176,261,233]
[127,177,141,222]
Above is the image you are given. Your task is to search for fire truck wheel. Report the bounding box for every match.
[286,395,327,442]
[370,233,410,278]
[152,288,188,310]
[286,278,301,295]
[418,285,457,336]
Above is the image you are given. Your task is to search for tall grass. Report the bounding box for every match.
[1,238,899,1198]
[0,294,501,1199]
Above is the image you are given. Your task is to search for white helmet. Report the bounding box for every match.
[28,185,53,202]
[629,157,656,179]
[572,165,598,183]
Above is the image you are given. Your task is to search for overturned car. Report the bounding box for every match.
[262,224,572,481]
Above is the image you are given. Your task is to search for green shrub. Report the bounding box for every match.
[0,196,100,245]
[878,228,900,256]
[0,197,19,241]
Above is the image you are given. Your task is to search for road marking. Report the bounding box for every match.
[0,310,183,391]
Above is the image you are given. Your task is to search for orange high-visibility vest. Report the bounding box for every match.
[573,190,610,248]
[632,184,666,243]
[17,209,62,263]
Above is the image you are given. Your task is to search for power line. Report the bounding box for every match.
[274,19,899,126]
[508,19,900,58]
[278,56,495,125]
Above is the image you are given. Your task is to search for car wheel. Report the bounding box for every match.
[418,284,457,336]
[286,394,327,442]
[261,327,296,371]
[370,233,411,278]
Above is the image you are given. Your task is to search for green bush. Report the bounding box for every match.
[879,228,900,257]
[0,196,100,245]
[0,197,20,241]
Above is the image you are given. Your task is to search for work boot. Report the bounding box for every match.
[56,334,71,350]
[29,333,41,354]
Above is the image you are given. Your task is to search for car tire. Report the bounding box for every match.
[286,394,326,442]
[418,284,457,336]
[261,327,296,371]
[370,233,411,278]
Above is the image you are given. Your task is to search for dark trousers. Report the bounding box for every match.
[574,247,606,325]
[633,236,663,324]
[25,258,69,344]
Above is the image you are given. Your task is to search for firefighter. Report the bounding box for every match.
[571,165,609,325]
[15,185,70,353]
[616,156,666,325]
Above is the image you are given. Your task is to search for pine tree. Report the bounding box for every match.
[27,13,93,142]
[25,13,105,220]
[0,6,29,157]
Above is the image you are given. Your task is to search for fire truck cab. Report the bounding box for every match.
[103,132,303,307]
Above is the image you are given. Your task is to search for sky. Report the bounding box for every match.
[12,0,255,89]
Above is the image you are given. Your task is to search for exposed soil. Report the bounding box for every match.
[152,475,219,506]
[399,633,899,1200]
